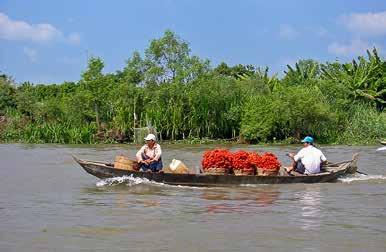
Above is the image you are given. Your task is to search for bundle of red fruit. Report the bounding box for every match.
[232,150,255,175]
[201,149,233,174]
[201,149,281,176]
[255,152,282,176]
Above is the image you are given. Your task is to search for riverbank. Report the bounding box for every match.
[1,135,385,146]
[1,139,385,150]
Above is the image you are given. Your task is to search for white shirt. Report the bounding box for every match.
[294,145,327,174]
[136,143,162,161]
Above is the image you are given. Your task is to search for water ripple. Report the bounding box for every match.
[338,174,386,183]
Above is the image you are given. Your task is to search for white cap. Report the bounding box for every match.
[144,133,156,141]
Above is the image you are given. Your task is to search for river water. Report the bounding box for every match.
[0,143,385,252]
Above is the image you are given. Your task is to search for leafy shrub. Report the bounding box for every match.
[240,85,337,142]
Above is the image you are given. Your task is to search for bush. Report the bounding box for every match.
[240,85,337,142]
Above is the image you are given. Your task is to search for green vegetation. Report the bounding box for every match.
[0,30,385,144]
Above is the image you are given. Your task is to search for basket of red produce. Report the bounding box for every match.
[253,152,281,176]
[202,149,281,176]
[232,150,255,176]
[201,149,233,175]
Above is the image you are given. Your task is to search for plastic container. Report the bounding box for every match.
[164,159,189,174]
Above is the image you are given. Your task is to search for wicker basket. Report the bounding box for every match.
[233,169,255,176]
[256,167,279,176]
[114,155,138,171]
[204,167,230,175]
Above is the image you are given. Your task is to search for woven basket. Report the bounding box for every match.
[114,155,139,171]
[204,167,230,175]
[256,167,279,176]
[233,169,254,176]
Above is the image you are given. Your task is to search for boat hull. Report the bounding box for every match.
[74,154,358,186]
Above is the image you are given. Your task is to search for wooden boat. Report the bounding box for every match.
[73,154,358,186]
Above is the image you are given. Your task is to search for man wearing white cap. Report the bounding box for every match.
[136,133,163,172]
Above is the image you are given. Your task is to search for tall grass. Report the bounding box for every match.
[337,104,386,144]
[1,116,98,144]
[22,123,97,144]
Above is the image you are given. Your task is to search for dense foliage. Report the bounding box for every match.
[0,30,385,144]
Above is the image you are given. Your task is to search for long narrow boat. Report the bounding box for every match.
[73,154,358,186]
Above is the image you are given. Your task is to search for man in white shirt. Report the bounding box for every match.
[136,133,163,172]
[285,136,327,175]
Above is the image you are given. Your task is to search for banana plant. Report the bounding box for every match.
[237,66,280,94]
[283,59,320,86]
[321,48,386,111]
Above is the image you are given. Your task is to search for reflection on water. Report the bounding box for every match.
[297,187,322,231]
[67,226,129,236]
[81,180,281,215]
[81,184,165,208]
[201,187,280,214]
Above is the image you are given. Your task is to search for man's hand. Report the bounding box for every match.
[287,152,295,159]
[140,159,154,165]
[138,159,156,165]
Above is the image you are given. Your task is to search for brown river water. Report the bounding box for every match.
[1,143,386,251]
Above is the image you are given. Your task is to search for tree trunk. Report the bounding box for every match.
[295,129,301,141]
[94,102,101,132]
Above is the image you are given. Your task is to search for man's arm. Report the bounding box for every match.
[153,144,162,161]
[136,145,145,163]
[293,149,304,162]
[320,152,327,164]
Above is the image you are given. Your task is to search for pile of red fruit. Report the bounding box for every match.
[201,149,233,169]
[201,149,281,172]
[258,152,282,171]
[232,150,254,172]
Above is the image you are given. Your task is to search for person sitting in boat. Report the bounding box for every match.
[285,136,327,175]
[136,133,163,172]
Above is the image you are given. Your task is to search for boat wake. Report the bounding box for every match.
[376,146,386,151]
[95,174,386,187]
[95,175,203,189]
[96,175,157,187]
[339,174,386,183]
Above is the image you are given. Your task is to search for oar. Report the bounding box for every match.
[355,170,368,175]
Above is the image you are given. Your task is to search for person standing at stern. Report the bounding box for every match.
[136,134,163,172]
